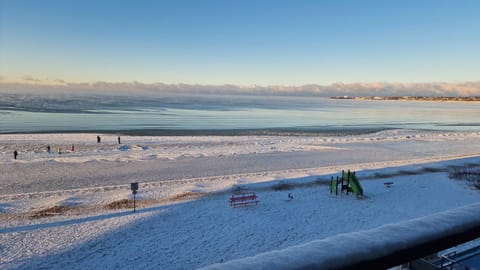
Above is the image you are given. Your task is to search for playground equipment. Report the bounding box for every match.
[330,170,364,197]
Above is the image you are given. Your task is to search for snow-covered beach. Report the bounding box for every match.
[3,0,480,268]
[1,129,480,269]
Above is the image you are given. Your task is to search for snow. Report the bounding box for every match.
[1,129,480,269]
[201,203,480,270]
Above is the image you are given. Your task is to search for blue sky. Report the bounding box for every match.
[1,0,479,86]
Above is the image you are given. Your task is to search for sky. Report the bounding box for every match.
[1,0,480,88]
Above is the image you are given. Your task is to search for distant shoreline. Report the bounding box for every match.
[331,96,480,102]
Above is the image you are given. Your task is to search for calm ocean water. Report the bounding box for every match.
[1,93,479,135]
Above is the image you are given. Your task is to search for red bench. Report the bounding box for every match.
[229,192,259,208]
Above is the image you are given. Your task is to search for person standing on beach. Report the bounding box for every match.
[71,144,75,152]
[46,145,51,153]
[13,150,18,160]
[118,136,121,144]
[97,136,101,143]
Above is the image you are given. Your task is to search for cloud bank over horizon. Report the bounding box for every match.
[1,77,479,97]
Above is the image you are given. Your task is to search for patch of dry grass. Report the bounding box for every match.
[106,192,205,210]
[30,206,74,218]
[106,199,136,209]
[271,182,295,191]
[170,192,203,202]
[449,165,480,190]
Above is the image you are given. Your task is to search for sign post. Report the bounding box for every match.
[130,182,139,212]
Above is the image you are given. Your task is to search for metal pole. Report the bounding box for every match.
[133,193,136,213]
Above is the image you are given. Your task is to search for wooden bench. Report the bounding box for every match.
[229,192,259,208]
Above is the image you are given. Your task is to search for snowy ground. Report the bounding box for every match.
[1,129,480,269]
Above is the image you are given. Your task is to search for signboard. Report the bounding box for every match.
[131,182,139,194]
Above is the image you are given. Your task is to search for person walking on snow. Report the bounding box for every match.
[13,150,18,160]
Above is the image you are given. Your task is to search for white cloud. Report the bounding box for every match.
[21,75,44,83]
[0,79,479,97]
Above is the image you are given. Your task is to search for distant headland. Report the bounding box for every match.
[330,96,480,102]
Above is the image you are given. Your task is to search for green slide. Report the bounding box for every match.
[349,174,363,196]
[342,171,363,196]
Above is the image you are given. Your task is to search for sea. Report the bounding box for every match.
[1,93,479,135]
